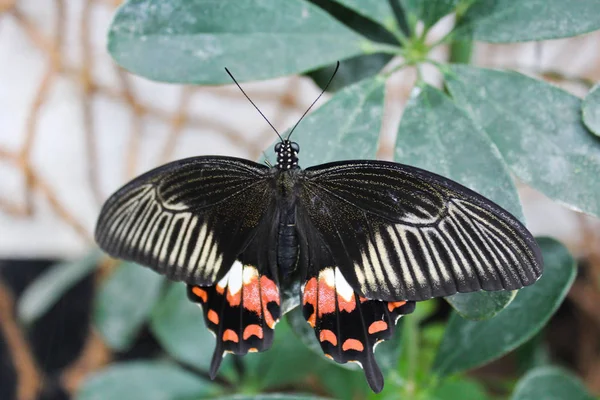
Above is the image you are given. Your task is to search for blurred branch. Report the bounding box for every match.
[0,279,41,400]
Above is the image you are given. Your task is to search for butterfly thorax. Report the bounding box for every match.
[275,140,299,170]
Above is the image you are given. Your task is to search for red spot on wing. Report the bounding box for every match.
[242,273,261,314]
[260,276,279,305]
[388,301,407,312]
[337,293,356,313]
[260,276,280,328]
[359,296,368,303]
[303,278,317,305]
[317,276,336,317]
[207,309,219,325]
[191,287,208,302]
[243,324,264,340]
[342,338,364,352]
[319,329,338,346]
[368,320,388,334]
[226,284,241,307]
[223,329,239,343]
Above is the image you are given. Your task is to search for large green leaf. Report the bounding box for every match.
[445,291,516,321]
[401,0,458,30]
[266,75,386,166]
[76,361,219,400]
[149,282,216,373]
[18,251,101,324]
[306,0,397,92]
[433,238,576,377]
[583,83,600,137]
[431,377,491,400]
[395,84,521,319]
[331,0,399,33]
[94,262,164,351]
[446,65,600,218]
[511,366,595,400]
[109,0,370,84]
[457,0,600,43]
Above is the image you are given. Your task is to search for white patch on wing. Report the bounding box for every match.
[225,260,243,295]
[242,264,259,284]
[319,267,335,288]
[334,267,354,302]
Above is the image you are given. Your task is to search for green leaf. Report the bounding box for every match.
[446,65,600,218]
[401,0,458,30]
[109,0,369,84]
[457,0,600,43]
[396,84,522,219]
[433,237,576,377]
[267,76,386,167]
[395,84,521,319]
[306,0,397,92]
[431,376,491,400]
[149,282,216,373]
[94,262,164,351]
[331,0,399,33]
[511,366,595,400]
[583,83,600,137]
[76,361,219,400]
[18,251,101,324]
[307,54,392,93]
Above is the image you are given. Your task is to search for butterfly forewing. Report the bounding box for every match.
[95,156,273,285]
[298,160,543,302]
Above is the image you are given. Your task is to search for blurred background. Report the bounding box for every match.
[1,1,600,399]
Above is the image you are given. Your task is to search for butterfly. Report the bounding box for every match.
[94,64,543,393]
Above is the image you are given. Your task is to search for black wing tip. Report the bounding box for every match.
[209,346,225,380]
[363,359,384,393]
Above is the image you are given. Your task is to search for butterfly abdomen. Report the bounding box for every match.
[277,204,300,280]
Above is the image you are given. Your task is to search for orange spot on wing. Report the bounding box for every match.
[260,276,280,328]
[303,278,318,327]
[303,278,317,305]
[368,320,388,334]
[359,296,368,303]
[243,324,264,340]
[324,354,333,360]
[242,273,261,314]
[319,329,338,346]
[337,293,356,313]
[216,284,225,295]
[307,312,316,328]
[248,348,258,353]
[260,276,280,305]
[207,309,219,325]
[317,277,336,316]
[192,287,208,302]
[342,338,364,352]
[388,301,407,312]
[226,288,241,307]
[223,329,239,343]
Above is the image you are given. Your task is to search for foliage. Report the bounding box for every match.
[19,0,600,399]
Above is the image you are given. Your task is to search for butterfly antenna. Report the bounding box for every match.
[287,60,340,140]
[225,67,284,142]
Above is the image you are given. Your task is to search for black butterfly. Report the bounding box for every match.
[94,65,543,393]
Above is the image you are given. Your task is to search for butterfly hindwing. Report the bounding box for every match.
[95,156,272,286]
[299,160,543,302]
[299,239,415,393]
[187,210,281,377]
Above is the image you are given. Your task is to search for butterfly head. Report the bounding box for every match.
[275,140,299,170]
